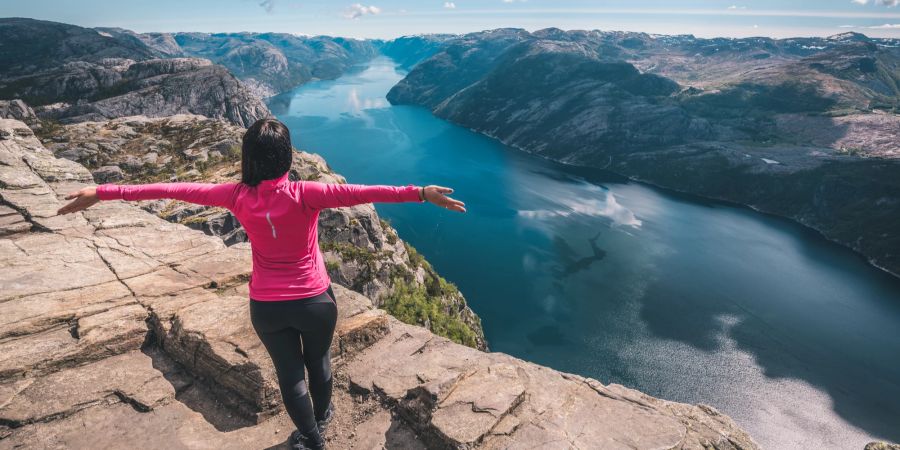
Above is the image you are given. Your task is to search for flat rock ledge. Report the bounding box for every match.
[0,118,758,449]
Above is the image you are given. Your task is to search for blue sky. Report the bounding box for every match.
[2,0,899,39]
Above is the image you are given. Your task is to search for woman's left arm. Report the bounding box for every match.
[57,182,239,215]
[299,181,466,213]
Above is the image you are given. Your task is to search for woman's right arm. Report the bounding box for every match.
[57,182,239,215]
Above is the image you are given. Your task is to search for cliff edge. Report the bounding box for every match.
[0,118,757,449]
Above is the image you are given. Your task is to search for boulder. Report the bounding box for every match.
[0,99,40,129]
[92,165,125,183]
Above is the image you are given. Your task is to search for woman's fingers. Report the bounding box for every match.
[59,190,84,214]
[57,189,99,215]
[436,194,465,213]
[58,199,82,215]
[424,185,464,213]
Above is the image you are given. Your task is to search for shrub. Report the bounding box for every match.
[382,276,478,348]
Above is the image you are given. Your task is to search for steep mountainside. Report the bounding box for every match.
[388,28,900,277]
[0,19,269,127]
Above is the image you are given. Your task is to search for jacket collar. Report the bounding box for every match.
[258,171,291,191]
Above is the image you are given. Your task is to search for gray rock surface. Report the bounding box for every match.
[0,118,758,449]
[91,165,125,183]
[0,100,39,129]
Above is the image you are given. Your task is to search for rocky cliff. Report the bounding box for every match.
[34,113,486,350]
[0,117,758,449]
[388,28,900,277]
[0,19,270,127]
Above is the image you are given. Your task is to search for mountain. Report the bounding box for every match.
[379,34,457,69]
[168,32,379,98]
[48,26,383,100]
[94,27,187,58]
[388,28,900,277]
[0,19,270,126]
[0,18,156,76]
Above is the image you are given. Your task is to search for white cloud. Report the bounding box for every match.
[518,188,642,229]
[852,0,869,4]
[343,3,381,19]
[444,1,456,9]
[869,22,900,27]
[727,5,748,10]
[853,0,900,5]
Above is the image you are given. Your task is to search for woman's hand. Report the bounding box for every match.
[423,185,466,213]
[57,186,100,215]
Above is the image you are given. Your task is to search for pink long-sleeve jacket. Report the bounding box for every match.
[97,172,424,301]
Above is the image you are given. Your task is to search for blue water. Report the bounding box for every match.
[270,57,900,449]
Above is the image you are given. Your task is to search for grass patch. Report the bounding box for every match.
[382,276,478,348]
[325,260,341,273]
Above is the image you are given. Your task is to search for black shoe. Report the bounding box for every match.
[289,429,325,450]
[316,402,334,437]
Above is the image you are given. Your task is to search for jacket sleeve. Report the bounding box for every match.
[96,182,240,209]
[299,181,424,210]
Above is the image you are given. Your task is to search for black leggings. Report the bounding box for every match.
[250,285,338,436]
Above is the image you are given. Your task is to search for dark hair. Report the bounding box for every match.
[241,118,293,186]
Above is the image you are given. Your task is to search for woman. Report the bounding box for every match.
[57,118,466,450]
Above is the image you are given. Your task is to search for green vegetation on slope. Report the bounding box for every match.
[382,242,479,348]
[383,276,479,348]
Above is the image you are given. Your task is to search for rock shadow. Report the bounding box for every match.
[142,345,257,433]
[384,414,428,449]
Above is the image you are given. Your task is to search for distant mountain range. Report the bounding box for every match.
[96,27,381,98]
[1,17,898,277]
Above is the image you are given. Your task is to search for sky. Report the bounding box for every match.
[2,0,900,39]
